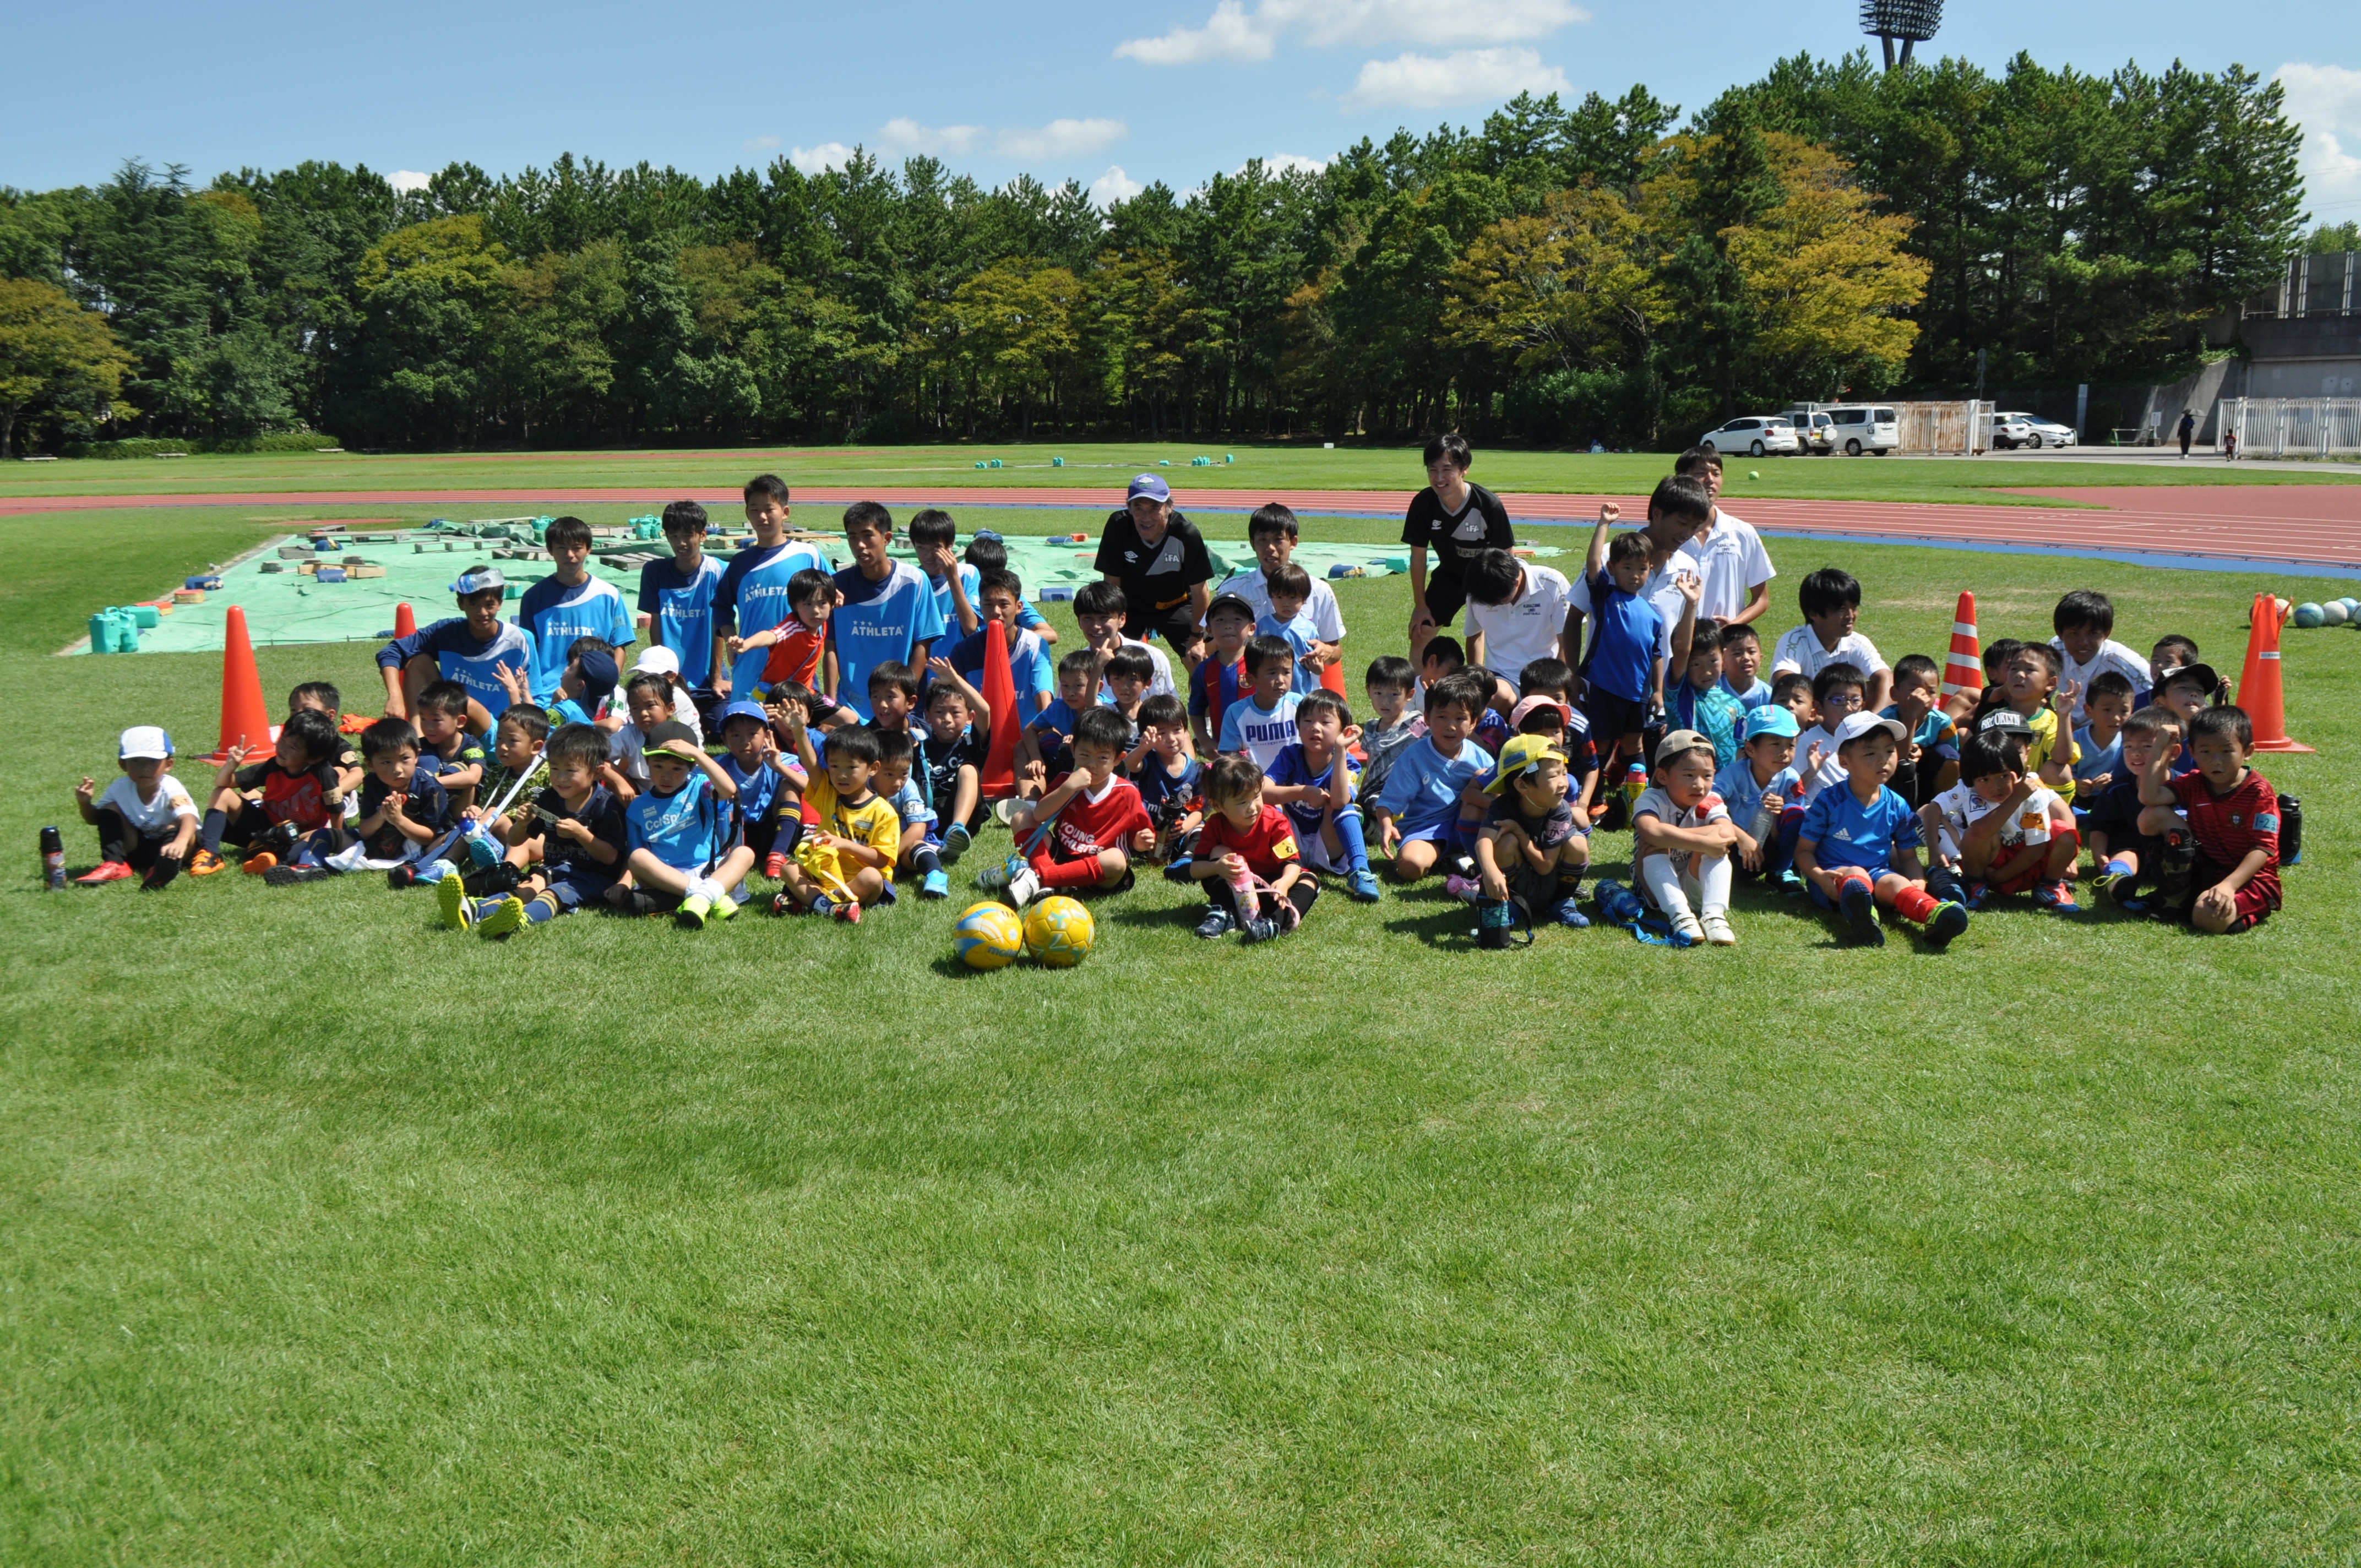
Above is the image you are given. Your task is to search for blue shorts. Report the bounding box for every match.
[1396,816,1459,846]
[542,869,616,911]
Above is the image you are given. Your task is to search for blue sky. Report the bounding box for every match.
[5,1,2356,217]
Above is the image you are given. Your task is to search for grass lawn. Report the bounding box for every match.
[6,440,2360,509]
[4,503,2359,1562]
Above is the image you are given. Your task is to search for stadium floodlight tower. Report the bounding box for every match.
[1860,0,1942,70]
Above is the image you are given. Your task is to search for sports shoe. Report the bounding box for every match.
[438,872,470,929]
[708,890,737,922]
[188,848,225,876]
[941,823,972,865]
[1237,915,1281,944]
[1547,896,1590,928]
[1194,907,1234,939]
[920,869,949,900]
[1669,913,1705,947]
[2095,869,2135,907]
[764,851,787,879]
[833,898,862,924]
[1004,864,1043,909]
[1962,881,1993,911]
[1700,911,1737,946]
[769,890,801,917]
[241,852,278,876]
[992,798,1022,826]
[676,895,712,929]
[263,864,331,886]
[1345,869,1383,903]
[73,861,134,886]
[976,854,1022,891]
[1838,877,1885,945]
[475,895,526,937]
[1443,874,1481,903]
[2033,879,2081,913]
[1925,900,1970,946]
[1774,868,1804,895]
[140,859,180,890]
[1162,858,1195,883]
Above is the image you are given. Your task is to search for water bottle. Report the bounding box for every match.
[1593,877,1646,927]
[459,816,501,869]
[1227,864,1259,922]
[1622,761,1647,811]
[42,826,66,889]
[1748,796,1779,850]
[2277,794,2302,866]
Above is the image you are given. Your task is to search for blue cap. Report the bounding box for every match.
[449,566,506,596]
[1743,704,1799,741]
[576,648,619,700]
[717,700,770,729]
[1126,473,1171,503]
[971,527,1003,543]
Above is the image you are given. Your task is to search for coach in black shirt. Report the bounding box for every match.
[1094,472,1214,655]
[1401,432,1514,662]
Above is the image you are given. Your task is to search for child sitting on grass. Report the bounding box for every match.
[2072,670,2136,815]
[1131,693,1204,874]
[1631,728,1738,947]
[2135,704,2282,934]
[770,722,899,922]
[1018,648,1106,799]
[874,727,949,899]
[412,680,486,814]
[712,700,807,881]
[278,715,454,885]
[289,680,365,798]
[987,706,1154,910]
[400,703,551,892]
[1371,671,1494,885]
[1216,636,1303,770]
[1715,704,1800,884]
[190,707,344,877]
[918,661,993,862]
[1190,754,1316,944]
[1881,654,1959,809]
[1472,734,1589,928]
[1924,730,2079,912]
[1668,621,1745,769]
[1263,688,1381,902]
[442,721,625,935]
[608,721,753,929]
[1793,712,1968,948]
[72,726,198,889]
[2083,706,2179,908]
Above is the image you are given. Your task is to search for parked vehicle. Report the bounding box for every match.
[2023,416,2076,447]
[1788,408,1837,455]
[1700,416,1801,457]
[1989,411,2040,449]
[1823,405,1897,455]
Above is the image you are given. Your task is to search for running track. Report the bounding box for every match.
[6,482,2358,575]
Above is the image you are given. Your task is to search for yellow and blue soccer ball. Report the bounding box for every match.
[1022,895,1095,968]
[954,901,1024,971]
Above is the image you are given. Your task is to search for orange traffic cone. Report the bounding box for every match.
[203,605,276,763]
[979,622,1019,800]
[2237,591,2313,752]
[394,601,417,639]
[1320,655,1347,696]
[1940,591,1982,709]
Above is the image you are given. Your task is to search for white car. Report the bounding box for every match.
[2023,417,2075,448]
[1990,411,2075,449]
[1701,416,1801,457]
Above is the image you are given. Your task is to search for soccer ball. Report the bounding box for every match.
[954,901,1024,971]
[1022,896,1095,968]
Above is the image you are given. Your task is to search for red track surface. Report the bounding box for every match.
[6,483,2358,568]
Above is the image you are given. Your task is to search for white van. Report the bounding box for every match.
[1824,405,1897,455]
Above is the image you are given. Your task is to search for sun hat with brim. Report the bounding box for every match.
[449,567,506,596]
[1508,695,1574,731]
[1486,733,1568,793]
[716,700,771,730]
[631,645,681,677]
[118,725,173,760]
[1652,728,1713,768]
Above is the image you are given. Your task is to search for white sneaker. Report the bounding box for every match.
[1670,913,1706,947]
[1005,864,1043,908]
[1701,910,1737,946]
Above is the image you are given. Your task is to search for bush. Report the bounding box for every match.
[59,432,340,459]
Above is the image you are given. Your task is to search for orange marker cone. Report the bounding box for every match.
[1940,591,1982,705]
[980,622,1019,800]
[1320,655,1347,696]
[2237,591,2313,752]
[204,605,276,763]
[394,601,417,639]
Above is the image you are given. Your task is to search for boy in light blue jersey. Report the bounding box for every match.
[1716,622,1772,710]
[637,500,726,693]
[1668,621,1746,769]
[518,516,634,704]
[873,726,950,899]
[960,532,1058,643]
[714,473,829,700]
[608,720,753,928]
[1255,563,1327,695]
[1217,636,1304,770]
[712,700,806,878]
[829,500,946,722]
[1372,670,1494,885]
[2071,669,2135,821]
[907,508,981,636]
[376,567,537,729]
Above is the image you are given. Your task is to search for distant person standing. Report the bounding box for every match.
[1094,473,1214,662]
[1401,432,1514,665]
[2178,410,2196,458]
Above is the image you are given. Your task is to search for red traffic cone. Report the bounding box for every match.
[394,600,417,639]
[1940,591,1982,708]
[203,605,276,763]
[2237,591,2313,753]
[1320,652,1347,696]
[980,623,1020,800]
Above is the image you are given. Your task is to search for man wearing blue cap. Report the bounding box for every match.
[376,567,537,729]
[1094,474,1214,656]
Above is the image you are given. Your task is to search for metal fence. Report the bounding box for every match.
[1894,400,1993,454]
[2216,396,2361,456]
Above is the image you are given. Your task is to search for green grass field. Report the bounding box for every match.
[5,499,2360,1562]
[7,440,2360,509]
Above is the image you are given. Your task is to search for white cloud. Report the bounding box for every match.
[2278,62,2361,215]
[790,142,855,174]
[1345,46,1570,109]
[881,117,986,155]
[997,118,1128,158]
[388,170,432,193]
[744,135,781,152]
[1091,165,1145,206]
[1118,0,1584,65]
[1253,153,1328,177]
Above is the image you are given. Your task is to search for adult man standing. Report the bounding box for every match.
[1094,473,1214,662]
[1401,432,1514,663]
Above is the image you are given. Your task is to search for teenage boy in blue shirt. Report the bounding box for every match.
[713,473,828,700]
[638,499,727,696]
[830,500,946,722]
[377,567,537,729]
[519,516,634,704]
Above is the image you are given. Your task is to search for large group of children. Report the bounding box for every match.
[72,444,2292,950]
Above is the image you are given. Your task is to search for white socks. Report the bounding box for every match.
[1640,852,1734,943]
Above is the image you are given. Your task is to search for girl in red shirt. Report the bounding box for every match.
[1190,754,1316,944]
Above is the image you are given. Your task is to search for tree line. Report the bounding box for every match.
[0,50,2311,458]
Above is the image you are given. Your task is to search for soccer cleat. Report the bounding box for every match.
[73,861,135,885]
[1925,900,1970,946]
[438,871,470,929]
[1443,874,1481,903]
[2033,879,2081,913]
[708,891,737,921]
[1238,916,1281,944]
[769,890,801,917]
[475,895,526,937]
[975,854,1021,891]
[2097,870,2139,908]
[1194,907,1234,939]
[1962,881,1993,911]
[1346,869,1383,902]
[763,851,787,879]
[460,861,520,897]
[1548,896,1591,928]
[241,852,279,876]
[140,860,179,890]
[834,898,862,924]
[676,895,712,929]
[1774,868,1804,895]
[263,864,331,886]
[1004,864,1043,909]
[188,848,226,876]
[1700,911,1737,946]
[920,869,949,900]
[941,823,972,865]
[1838,877,1884,945]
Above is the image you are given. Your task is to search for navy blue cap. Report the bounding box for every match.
[1126,473,1171,503]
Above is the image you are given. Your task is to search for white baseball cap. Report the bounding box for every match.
[631,645,681,677]
[118,725,174,760]
[1833,711,1908,751]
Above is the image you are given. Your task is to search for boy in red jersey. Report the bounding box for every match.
[983,705,1152,908]
[2135,704,2281,933]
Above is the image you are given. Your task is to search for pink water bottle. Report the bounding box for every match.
[1227,863,1258,922]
